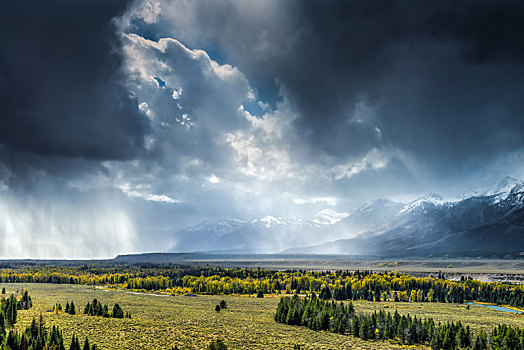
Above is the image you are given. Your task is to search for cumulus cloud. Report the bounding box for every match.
[126,0,524,185]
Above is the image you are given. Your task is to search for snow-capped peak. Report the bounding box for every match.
[313,209,349,225]
[458,176,524,203]
[253,215,288,229]
[486,176,522,197]
[352,199,399,215]
[399,193,448,214]
[425,192,446,203]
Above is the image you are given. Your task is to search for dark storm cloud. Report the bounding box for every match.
[289,0,524,180]
[0,0,145,161]
[147,0,524,175]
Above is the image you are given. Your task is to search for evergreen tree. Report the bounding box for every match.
[0,310,5,343]
[18,290,32,310]
[271,294,499,349]
[83,337,90,350]
[319,286,331,300]
[358,317,373,340]
[112,304,124,318]
[70,334,81,350]
[456,325,471,348]
[84,301,91,315]
[503,327,520,349]
[6,329,16,349]
[352,316,360,336]
[5,294,17,325]
[207,339,227,350]
[46,325,66,350]
[102,304,109,318]
[473,329,488,350]
[219,300,227,309]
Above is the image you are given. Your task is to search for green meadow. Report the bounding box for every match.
[3,283,524,349]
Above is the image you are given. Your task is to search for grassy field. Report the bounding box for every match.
[3,283,524,349]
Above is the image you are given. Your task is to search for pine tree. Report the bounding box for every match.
[6,294,17,325]
[70,301,76,315]
[347,301,354,314]
[504,327,520,349]
[20,290,32,309]
[473,329,488,350]
[351,316,360,336]
[0,310,5,343]
[6,329,16,349]
[207,339,227,350]
[82,337,90,350]
[102,304,109,318]
[359,317,371,340]
[70,334,81,350]
[65,302,70,314]
[112,303,124,318]
[84,301,91,315]
[319,286,331,300]
[46,325,66,350]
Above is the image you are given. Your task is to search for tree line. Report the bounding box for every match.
[1,290,33,327]
[275,294,524,349]
[2,266,524,308]
[0,289,100,350]
[84,299,130,319]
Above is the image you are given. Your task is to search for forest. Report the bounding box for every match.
[1,265,524,308]
[1,290,98,350]
[275,294,524,349]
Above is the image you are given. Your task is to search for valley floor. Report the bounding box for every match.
[4,283,524,349]
[114,254,524,275]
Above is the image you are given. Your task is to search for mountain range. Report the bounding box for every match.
[168,176,524,257]
[168,209,349,254]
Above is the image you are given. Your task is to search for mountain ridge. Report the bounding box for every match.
[284,177,524,256]
[167,176,524,257]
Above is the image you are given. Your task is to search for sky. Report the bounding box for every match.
[1,0,524,258]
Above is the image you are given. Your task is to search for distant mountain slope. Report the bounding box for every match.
[326,199,404,238]
[168,210,349,254]
[170,219,247,253]
[284,177,524,257]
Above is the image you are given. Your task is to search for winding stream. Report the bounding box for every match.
[465,301,522,314]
